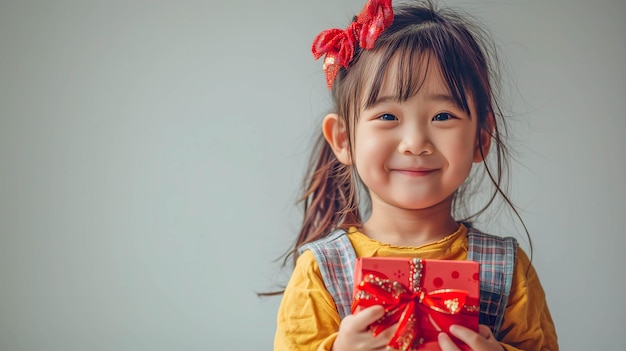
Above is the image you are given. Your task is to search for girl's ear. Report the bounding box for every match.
[473,113,494,163]
[322,113,351,165]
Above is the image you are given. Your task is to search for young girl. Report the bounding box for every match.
[274,0,558,350]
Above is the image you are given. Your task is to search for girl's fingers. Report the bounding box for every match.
[347,305,385,331]
[371,322,398,347]
[449,324,472,337]
[478,324,494,339]
[438,332,461,351]
[361,319,398,348]
[369,334,392,349]
[449,324,482,344]
[448,325,502,350]
[355,305,385,330]
[377,322,398,339]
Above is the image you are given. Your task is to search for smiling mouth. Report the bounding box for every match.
[394,169,437,177]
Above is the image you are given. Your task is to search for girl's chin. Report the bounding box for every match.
[376,199,451,212]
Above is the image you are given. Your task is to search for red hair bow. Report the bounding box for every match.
[312,0,394,89]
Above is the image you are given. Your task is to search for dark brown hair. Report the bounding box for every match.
[280,0,529,278]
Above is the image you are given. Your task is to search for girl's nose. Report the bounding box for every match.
[397,127,433,155]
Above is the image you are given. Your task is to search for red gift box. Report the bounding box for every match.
[352,257,480,351]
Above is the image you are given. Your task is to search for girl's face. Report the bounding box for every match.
[352,58,486,213]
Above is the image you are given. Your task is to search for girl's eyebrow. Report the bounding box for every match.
[368,93,461,108]
[367,95,396,107]
[428,93,459,105]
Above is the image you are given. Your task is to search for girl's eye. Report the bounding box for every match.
[433,112,453,121]
[378,113,398,121]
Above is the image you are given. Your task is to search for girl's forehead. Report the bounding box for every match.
[355,50,477,117]
[361,51,451,106]
[384,55,446,94]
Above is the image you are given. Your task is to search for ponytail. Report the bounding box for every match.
[290,130,361,265]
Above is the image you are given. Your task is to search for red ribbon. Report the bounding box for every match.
[311,0,394,89]
[352,273,479,351]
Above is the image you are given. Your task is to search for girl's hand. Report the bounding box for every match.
[438,325,504,351]
[332,305,396,351]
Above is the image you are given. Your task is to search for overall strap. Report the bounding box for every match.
[467,228,517,338]
[298,229,356,319]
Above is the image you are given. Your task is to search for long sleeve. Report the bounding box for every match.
[274,250,341,351]
[498,247,558,350]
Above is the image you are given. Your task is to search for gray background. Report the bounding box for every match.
[0,0,624,350]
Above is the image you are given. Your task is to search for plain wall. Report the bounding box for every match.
[1,0,624,350]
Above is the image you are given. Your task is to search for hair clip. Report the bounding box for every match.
[311,0,394,89]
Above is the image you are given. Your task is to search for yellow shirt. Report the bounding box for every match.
[274,225,558,351]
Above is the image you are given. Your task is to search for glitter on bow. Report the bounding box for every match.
[311,0,394,89]
[351,259,479,351]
